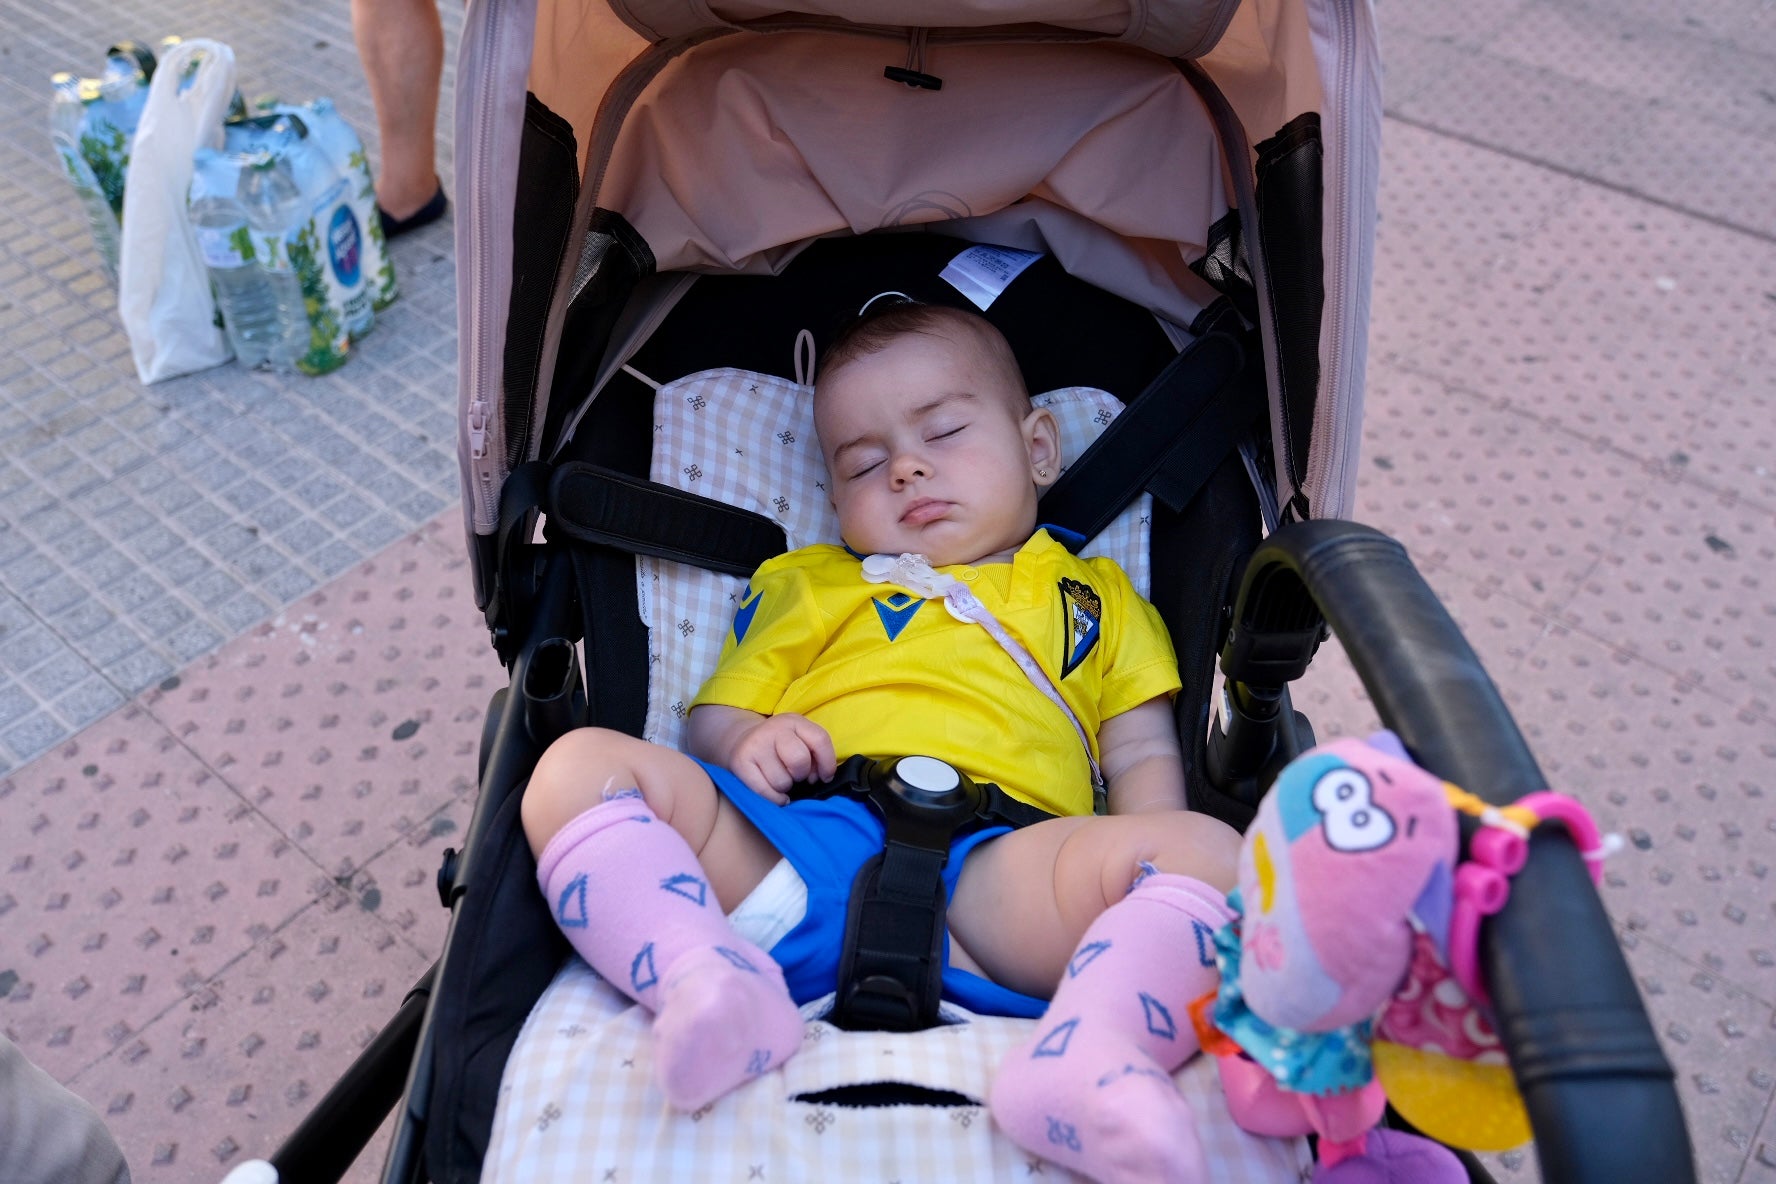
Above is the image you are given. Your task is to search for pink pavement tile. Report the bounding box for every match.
[1356,364,1654,613]
[345,789,471,963]
[139,529,500,892]
[1560,474,1776,707]
[1481,2,1713,101]
[1500,621,1776,993]
[0,706,324,1084]
[64,900,432,1184]
[1680,337,1776,516]
[1369,123,1583,371]
[1616,931,1776,1184]
[1390,187,1768,464]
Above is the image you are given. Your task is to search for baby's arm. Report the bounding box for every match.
[685,704,837,804]
[1097,696,1187,814]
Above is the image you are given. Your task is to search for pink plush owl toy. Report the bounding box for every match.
[1191,735,1478,1184]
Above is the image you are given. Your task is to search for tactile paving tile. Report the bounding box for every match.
[0,705,323,1083]
[1681,337,1776,516]
[1618,932,1776,1184]
[1499,621,1776,985]
[1355,365,1654,615]
[63,899,432,1184]
[140,526,493,909]
[1561,476,1776,708]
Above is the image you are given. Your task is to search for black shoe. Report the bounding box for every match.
[378,183,448,239]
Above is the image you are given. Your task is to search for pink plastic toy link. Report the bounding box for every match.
[1449,790,1613,1007]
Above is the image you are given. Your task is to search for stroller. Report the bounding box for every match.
[251,0,1696,1180]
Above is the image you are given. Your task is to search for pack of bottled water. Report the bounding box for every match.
[191,111,382,375]
[52,38,396,376]
[48,42,158,282]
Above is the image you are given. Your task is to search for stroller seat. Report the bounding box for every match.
[482,352,1308,1182]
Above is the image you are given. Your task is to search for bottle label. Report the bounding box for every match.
[195,223,253,269]
[326,203,362,288]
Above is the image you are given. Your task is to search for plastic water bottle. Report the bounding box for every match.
[49,72,123,281]
[189,148,313,371]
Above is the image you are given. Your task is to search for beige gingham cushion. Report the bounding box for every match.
[485,961,1314,1183]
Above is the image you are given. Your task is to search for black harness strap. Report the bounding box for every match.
[1039,328,1261,548]
[795,755,1057,1031]
[548,461,788,578]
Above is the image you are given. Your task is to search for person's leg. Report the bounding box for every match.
[956,813,1240,1183]
[350,0,444,219]
[521,728,800,1109]
[948,810,1239,998]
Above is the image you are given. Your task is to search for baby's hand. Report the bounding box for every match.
[729,714,836,804]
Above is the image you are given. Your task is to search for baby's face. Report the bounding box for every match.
[815,328,1057,567]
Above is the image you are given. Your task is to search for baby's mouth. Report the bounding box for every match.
[900,498,952,526]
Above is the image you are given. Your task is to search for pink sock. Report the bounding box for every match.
[990,872,1234,1184]
[535,792,804,1110]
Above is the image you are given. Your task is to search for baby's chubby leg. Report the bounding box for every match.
[521,728,800,1110]
[956,812,1241,1183]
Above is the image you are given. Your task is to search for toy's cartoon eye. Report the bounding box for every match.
[1311,767,1396,852]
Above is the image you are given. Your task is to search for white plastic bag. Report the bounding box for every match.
[118,38,237,384]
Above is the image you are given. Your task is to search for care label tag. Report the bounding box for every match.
[938,245,1043,310]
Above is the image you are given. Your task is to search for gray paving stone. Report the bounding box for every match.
[0,523,32,566]
[2,549,61,593]
[2,710,67,761]
[278,519,335,557]
[255,498,304,533]
[97,570,169,614]
[52,676,123,729]
[319,495,373,530]
[214,592,275,634]
[67,619,146,669]
[15,570,84,617]
[0,625,62,676]
[166,620,224,664]
[17,643,91,697]
[103,648,172,697]
[312,541,365,579]
[0,681,35,727]
[187,568,246,609]
[134,597,195,636]
[173,497,234,538]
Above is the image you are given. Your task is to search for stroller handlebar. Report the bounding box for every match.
[1219,519,1695,1184]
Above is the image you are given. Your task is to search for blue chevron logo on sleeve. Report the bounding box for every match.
[732,585,763,644]
[872,593,925,641]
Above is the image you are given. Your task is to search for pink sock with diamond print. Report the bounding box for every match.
[534,792,804,1110]
[989,872,1234,1184]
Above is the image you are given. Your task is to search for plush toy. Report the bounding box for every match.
[1189,734,1609,1182]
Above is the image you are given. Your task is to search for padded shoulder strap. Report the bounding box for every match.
[548,461,788,577]
[1039,326,1261,547]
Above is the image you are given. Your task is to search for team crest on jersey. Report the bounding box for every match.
[873,592,925,642]
[1058,577,1102,678]
[732,585,763,644]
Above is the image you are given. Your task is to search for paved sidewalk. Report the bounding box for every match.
[1,0,1773,1181]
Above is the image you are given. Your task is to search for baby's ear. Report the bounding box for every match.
[1024,406,1061,484]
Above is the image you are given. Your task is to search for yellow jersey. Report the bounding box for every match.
[691,529,1181,816]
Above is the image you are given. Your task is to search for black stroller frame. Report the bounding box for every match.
[266,499,1696,1184]
[258,2,1697,1178]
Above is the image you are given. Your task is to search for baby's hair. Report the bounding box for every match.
[817,299,1028,401]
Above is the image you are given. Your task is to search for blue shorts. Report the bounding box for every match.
[694,759,1049,1020]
